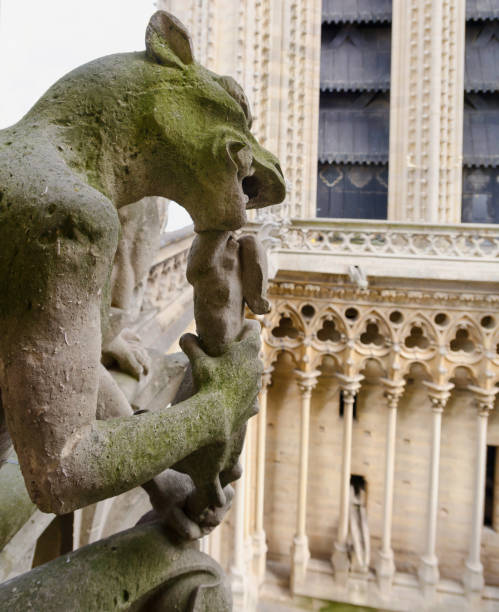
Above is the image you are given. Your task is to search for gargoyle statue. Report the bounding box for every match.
[0,10,284,611]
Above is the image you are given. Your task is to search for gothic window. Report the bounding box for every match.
[318,4,391,220]
[271,315,299,339]
[462,14,499,222]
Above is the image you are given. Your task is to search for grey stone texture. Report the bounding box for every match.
[0,9,284,610]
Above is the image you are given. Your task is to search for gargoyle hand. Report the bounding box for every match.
[101,328,150,380]
[179,319,262,438]
[146,470,234,541]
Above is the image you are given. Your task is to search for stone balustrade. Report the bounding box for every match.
[138,225,195,352]
[247,217,499,282]
[144,225,194,314]
[261,218,499,259]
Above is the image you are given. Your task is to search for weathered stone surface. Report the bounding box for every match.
[187,231,270,357]
[0,9,284,609]
[0,521,231,611]
[0,9,282,516]
[0,459,35,552]
[176,230,270,521]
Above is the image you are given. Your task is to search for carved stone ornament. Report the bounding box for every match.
[263,279,499,391]
[0,10,284,611]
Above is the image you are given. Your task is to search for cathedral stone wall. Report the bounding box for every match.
[263,357,499,588]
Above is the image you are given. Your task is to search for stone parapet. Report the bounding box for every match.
[246,217,499,282]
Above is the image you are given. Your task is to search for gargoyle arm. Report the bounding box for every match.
[1,301,259,515]
[0,188,260,514]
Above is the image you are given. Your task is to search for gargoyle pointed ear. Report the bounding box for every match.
[145,11,194,67]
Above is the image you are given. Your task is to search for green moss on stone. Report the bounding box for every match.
[0,461,36,551]
[0,521,224,611]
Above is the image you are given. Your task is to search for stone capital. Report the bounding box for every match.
[335,373,363,399]
[294,369,320,397]
[261,367,274,391]
[380,378,406,409]
[423,381,454,413]
[468,385,497,417]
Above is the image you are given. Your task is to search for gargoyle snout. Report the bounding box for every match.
[244,155,286,210]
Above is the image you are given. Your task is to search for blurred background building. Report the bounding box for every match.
[158,1,499,610]
[1,1,499,611]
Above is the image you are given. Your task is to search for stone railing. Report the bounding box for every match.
[144,224,194,313]
[137,225,195,351]
[247,218,499,283]
[276,219,499,259]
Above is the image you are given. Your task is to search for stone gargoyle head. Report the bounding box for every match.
[143,11,286,229]
[21,10,285,231]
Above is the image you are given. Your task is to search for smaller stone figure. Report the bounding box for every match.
[172,230,270,523]
[348,482,371,573]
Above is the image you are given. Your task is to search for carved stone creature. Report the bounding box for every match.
[0,10,284,610]
[187,231,270,357]
[173,231,271,521]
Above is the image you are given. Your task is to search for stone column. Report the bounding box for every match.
[376,378,406,594]
[418,381,454,595]
[252,368,273,583]
[463,386,497,593]
[388,0,466,223]
[290,369,320,592]
[230,439,248,609]
[243,415,256,576]
[331,374,363,585]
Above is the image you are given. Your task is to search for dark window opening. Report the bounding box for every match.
[339,389,358,420]
[271,316,299,339]
[317,162,388,219]
[462,14,499,222]
[484,445,496,528]
[317,9,391,221]
[462,166,499,223]
[351,474,366,495]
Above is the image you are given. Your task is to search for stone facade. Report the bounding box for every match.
[2,3,499,612]
[170,2,499,611]
[388,0,466,223]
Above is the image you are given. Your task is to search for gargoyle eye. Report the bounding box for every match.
[217,75,253,128]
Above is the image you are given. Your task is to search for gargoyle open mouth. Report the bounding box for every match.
[228,141,285,211]
[242,175,260,202]
[242,161,285,209]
